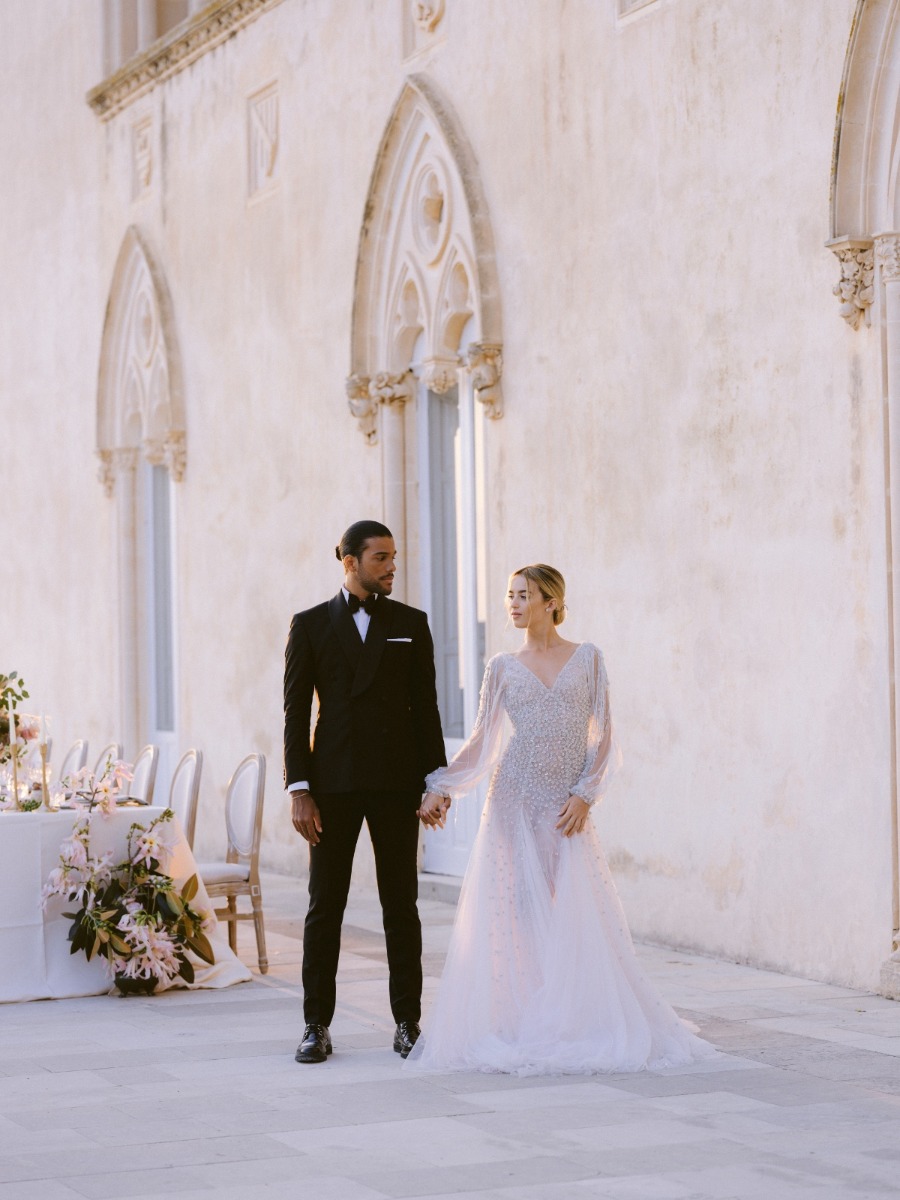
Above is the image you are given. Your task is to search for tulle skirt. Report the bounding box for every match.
[406,799,715,1076]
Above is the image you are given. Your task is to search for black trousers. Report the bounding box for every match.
[302,789,422,1027]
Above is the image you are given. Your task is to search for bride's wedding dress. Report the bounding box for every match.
[406,642,714,1075]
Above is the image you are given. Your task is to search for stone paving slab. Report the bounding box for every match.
[0,869,898,1199]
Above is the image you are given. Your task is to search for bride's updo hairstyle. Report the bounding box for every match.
[511,564,567,626]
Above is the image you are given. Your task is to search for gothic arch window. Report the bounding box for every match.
[96,227,184,789]
[830,0,900,993]
[347,76,503,875]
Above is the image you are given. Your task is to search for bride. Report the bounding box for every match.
[407,564,714,1075]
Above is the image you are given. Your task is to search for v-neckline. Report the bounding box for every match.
[509,643,584,692]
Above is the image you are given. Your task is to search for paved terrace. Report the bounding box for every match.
[1,871,899,1200]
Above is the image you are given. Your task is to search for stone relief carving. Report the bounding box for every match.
[346,373,377,443]
[467,343,503,418]
[369,370,415,408]
[420,357,460,394]
[875,235,900,284]
[248,83,279,198]
[412,0,445,34]
[143,431,186,481]
[96,447,140,498]
[345,371,418,444]
[830,240,875,329]
[132,117,152,199]
[411,160,451,264]
[88,0,287,121]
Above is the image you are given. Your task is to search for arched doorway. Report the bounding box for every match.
[96,227,184,796]
[830,0,900,994]
[347,76,503,874]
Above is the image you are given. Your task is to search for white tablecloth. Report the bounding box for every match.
[0,806,252,1002]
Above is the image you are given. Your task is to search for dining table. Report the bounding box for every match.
[0,805,252,1003]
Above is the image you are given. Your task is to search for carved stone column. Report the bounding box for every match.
[874,233,900,997]
[370,371,414,600]
[457,360,480,732]
[827,236,875,330]
[110,448,142,759]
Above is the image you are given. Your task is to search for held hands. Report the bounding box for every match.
[556,794,591,837]
[291,791,323,845]
[418,791,451,829]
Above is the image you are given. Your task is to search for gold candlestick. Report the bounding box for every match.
[40,743,50,809]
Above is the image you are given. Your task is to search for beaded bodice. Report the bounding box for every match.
[493,646,593,810]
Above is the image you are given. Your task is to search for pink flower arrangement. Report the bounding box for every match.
[43,809,215,995]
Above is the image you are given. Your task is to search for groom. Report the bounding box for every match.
[283,520,446,1063]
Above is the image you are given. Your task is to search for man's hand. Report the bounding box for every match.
[291,791,323,845]
[555,794,591,837]
[418,791,450,829]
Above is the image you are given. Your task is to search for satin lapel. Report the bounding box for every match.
[328,592,363,670]
[351,595,390,697]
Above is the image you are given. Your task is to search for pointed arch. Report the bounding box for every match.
[347,74,503,440]
[97,226,185,493]
[831,0,900,240]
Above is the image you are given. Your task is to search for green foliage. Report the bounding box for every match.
[0,671,30,764]
[50,812,215,997]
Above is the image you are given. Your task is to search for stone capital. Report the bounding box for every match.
[466,342,503,418]
[143,431,186,481]
[827,236,874,330]
[346,373,378,443]
[420,357,460,395]
[96,446,140,497]
[369,370,415,408]
[875,232,900,284]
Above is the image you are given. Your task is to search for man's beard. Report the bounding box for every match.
[357,569,392,596]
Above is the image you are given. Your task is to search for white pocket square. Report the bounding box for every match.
[386,637,412,642]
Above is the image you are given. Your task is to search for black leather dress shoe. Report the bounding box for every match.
[295,1023,332,1063]
[393,1021,421,1058]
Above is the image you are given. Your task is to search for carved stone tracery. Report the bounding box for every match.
[348,77,503,443]
[97,227,185,491]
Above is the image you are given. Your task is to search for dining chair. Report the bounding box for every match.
[57,739,88,784]
[92,742,124,777]
[130,744,159,804]
[168,748,202,849]
[197,753,268,973]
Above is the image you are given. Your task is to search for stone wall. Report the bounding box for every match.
[3,0,891,990]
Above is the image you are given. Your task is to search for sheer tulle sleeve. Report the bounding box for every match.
[424,655,507,800]
[569,644,622,806]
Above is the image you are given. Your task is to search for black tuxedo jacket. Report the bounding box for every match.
[283,592,447,795]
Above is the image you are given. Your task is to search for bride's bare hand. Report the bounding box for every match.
[556,795,590,837]
[418,791,451,829]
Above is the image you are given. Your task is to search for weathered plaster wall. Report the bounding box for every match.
[2,0,891,989]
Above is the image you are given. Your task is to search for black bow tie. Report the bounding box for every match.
[347,592,378,615]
